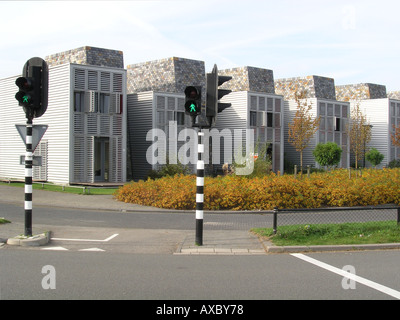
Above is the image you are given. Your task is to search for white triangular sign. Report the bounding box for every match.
[15,124,48,151]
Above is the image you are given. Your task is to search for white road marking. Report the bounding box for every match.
[41,246,69,251]
[78,248,105,252]
[51,233,119,242]
[291,253,400,300]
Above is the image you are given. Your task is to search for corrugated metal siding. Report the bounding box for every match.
[0,64,71,184]
[127,91,194,180]
[285,98,351,169]
[127,91,154,180]
[215,91,284,174]
[284,98,319,168]
[316,99,350,168]
[43,64,71,184]
[0,75,27,180]
[356,99,390,168]
[214,91,248,168]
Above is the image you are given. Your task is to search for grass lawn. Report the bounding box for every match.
[0,218,11,224]
[251,221,400,246]
[0,182,118,195]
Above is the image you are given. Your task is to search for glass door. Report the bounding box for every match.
[94,137,109,182]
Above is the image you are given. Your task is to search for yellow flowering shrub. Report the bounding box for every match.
[115,169,400,210]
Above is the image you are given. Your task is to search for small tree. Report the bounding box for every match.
[347,102,372,168]
[391,124,400,148]
[313,142,342,169]
[365,148,384,168]
[288,90,320,171]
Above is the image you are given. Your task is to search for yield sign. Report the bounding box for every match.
[15,124,48,152]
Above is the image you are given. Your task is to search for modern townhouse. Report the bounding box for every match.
[0,46,127,185]
[275,75,351,170]
[217,66,285,174]
[336,83,400,168]
[126,57,205,180]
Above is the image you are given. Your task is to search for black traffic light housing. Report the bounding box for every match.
[185,86,202,125]
[15,57,48,120]
[206,64,232,127]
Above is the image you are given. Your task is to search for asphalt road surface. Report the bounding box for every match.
[1,202,400,302]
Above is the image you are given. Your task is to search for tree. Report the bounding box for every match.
[365,148,384,168]
[391,124,400,148]
[347,102,372,168]
[313,142,343,169]
[288,90,320,172]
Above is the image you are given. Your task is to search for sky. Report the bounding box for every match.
[1,0,400,91]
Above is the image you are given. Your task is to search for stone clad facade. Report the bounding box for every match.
[218,66,275,94]
[127,57,205,94]
[45,46,124,69]
[388,91,400,100]
[335,83,387,101]
[274,75,336,100]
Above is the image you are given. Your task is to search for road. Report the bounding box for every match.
[1,202,400,302]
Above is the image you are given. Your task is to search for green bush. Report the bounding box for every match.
[366,148,384,167]
[313,142,342,168]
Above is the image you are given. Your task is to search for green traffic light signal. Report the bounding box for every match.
[15,57,49,120]
[184,86,201,116]
[189,103,197,113]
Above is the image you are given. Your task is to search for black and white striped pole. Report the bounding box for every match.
[15,58,49,237]
[25,118,33,236]
[195,129,205,246]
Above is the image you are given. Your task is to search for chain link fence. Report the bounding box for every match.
[272,205,400,234]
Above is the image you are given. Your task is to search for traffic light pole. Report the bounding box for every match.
[24,116,33,236]
[195,129,205,246]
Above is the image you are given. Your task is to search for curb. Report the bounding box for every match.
[6,231,51,247]
[265,242,400,253]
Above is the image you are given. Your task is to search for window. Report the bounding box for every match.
[319,103,326,116]
[99,93,110,113]
[267,112,273,127]
[250,111,257,126]
[74,91,85,112]
[335,117,341,131]
[176,112,185,125]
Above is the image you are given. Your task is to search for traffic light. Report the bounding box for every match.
[206,64,232,126]
[184,86,202,123]
[15,57,48,120]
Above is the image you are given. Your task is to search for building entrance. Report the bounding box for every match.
[94,137,109,182]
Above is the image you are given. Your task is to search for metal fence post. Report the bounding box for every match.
[273,207,278,234]
[397,207,400,226]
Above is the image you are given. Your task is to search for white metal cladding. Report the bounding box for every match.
[71,65,126,183]
[284,98,351,169]
[0,75,27,180]
[33,140,48,181]
[215,91,284,174]
[0,64,71,184]
[316,99,350,168]
[0,63,126,184]
[284,98,320,169]
[40,63,71,184]
[127,91,191,180]
[353,98,400,168]
[127,91,154,180]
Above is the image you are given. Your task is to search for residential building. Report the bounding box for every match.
[126,57,205,180]
[275,75,351,169]
[0,46,127,184]
[217,66,285,174]
[336,83,400,168]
